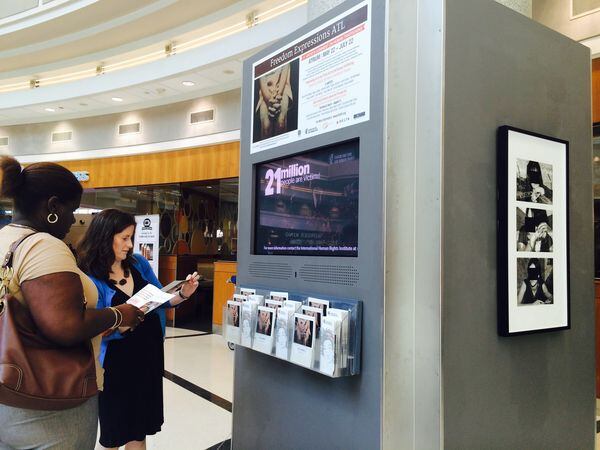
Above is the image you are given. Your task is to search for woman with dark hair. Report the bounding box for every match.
[517,258,553,305]
[78,209,199,450]
[0,157,143,449]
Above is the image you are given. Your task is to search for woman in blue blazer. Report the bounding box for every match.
[77,209,199,450]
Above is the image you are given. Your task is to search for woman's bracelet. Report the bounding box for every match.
[109,307,123,329]
[178,288,190,300]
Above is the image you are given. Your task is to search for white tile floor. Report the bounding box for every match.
[98,327,234,450]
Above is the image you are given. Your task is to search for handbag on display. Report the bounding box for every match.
[0,232,97,410]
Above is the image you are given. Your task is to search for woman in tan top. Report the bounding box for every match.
[0,156,143,450]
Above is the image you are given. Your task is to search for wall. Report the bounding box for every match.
[57,142,239,189]
[0,89,241,157]
[533,0,600,41]
[444,0,594,448]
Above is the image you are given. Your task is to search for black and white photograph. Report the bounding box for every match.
[516,258,554,306]
[293,316,314,348]
[497,126,569,336]
[516,158,553,205]
[516,207,553,252]
[252,59,299,144]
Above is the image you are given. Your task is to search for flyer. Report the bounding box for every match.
[250,0,371,154]
[126,284,173,314]
[290,313,316,368]
[320,316,341,376]
[240,300,259,347]
[275,307,293,360]
[225,300,242,345]
[253,306,277,354]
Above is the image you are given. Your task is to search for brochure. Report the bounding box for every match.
[247,294,265,304]
[283,300,302,312]
[240,300,259,347]
[265,299,283,311]
[327,308,349,368]
[161,279,186,294]
[290,313,316,368]
[253,306,276,354]
[307,297,329,316]
[275,307,293,360]
[239,287,256,296]
[233,294,247,303]
[126,284,174,314]
[226,300,242,345]
[270,291,289,302]
[320,316,341,376]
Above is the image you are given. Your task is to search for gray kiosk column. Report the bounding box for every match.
[233,0,594,448]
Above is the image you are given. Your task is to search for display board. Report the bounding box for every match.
[134,214,160,276]
[235,0,386,448]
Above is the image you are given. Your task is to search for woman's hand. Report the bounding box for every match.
[115,303,145,329]
[169,272,201,307]
[180,272,201,299]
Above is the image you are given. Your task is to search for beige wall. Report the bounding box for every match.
[534,0,600,41]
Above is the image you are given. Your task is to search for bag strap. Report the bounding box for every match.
[2,231,39,270]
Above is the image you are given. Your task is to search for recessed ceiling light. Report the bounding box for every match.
[223,69,234,75]
[79,103,88,107]
[45,107,55,112]
[182,81,195,87]
[111,97,123,102]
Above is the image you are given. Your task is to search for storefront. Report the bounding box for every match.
[1,142,240,332]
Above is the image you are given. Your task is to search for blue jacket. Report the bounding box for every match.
[88,254,169,367]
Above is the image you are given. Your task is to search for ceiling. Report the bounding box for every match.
[0,0,307,126]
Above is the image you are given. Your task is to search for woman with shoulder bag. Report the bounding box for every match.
[0,157,144,450]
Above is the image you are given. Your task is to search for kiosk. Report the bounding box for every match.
[233,0,385,448]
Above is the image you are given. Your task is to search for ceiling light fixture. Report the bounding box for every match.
[111,97,123,102]
[0,0,307,93]
[44,107,55,112]
[181,81,195,87]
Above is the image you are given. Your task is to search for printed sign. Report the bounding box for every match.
[134,215,160,276]
[250,0,371,153]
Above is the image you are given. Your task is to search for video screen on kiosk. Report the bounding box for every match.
[254,140,359,257]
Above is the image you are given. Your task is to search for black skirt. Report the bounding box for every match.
[99,267,165,447]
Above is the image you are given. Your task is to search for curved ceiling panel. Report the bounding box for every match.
[0,0,238,73]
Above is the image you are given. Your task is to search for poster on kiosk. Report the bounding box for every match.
[134,215,160,277]
[250,0,371,154]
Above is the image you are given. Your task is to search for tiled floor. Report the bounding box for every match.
[98,327,234,450]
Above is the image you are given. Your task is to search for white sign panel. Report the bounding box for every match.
[134,214,160,277]
[250,0,371,153]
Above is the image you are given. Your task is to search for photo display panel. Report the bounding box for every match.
[255,140,359,256]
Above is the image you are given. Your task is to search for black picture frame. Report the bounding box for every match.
[497,126,570,336]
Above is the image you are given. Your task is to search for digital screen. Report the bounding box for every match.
[254,140,359,256]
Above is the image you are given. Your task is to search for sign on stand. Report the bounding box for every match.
[134,214,160,277]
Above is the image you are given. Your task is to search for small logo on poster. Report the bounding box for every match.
[142,218,152,230]
[354,112,366,119]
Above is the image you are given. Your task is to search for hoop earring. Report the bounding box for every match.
[47,213,58,224]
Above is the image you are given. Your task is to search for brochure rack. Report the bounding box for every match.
[223,286,362,377]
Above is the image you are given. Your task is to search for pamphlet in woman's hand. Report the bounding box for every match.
[126,284,175,314]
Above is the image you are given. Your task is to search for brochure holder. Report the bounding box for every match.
[223,286,362,378]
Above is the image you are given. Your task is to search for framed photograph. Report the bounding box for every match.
[497,126,569,336]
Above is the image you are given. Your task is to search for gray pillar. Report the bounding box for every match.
[495,0,532,17]
[307,0,345,20]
